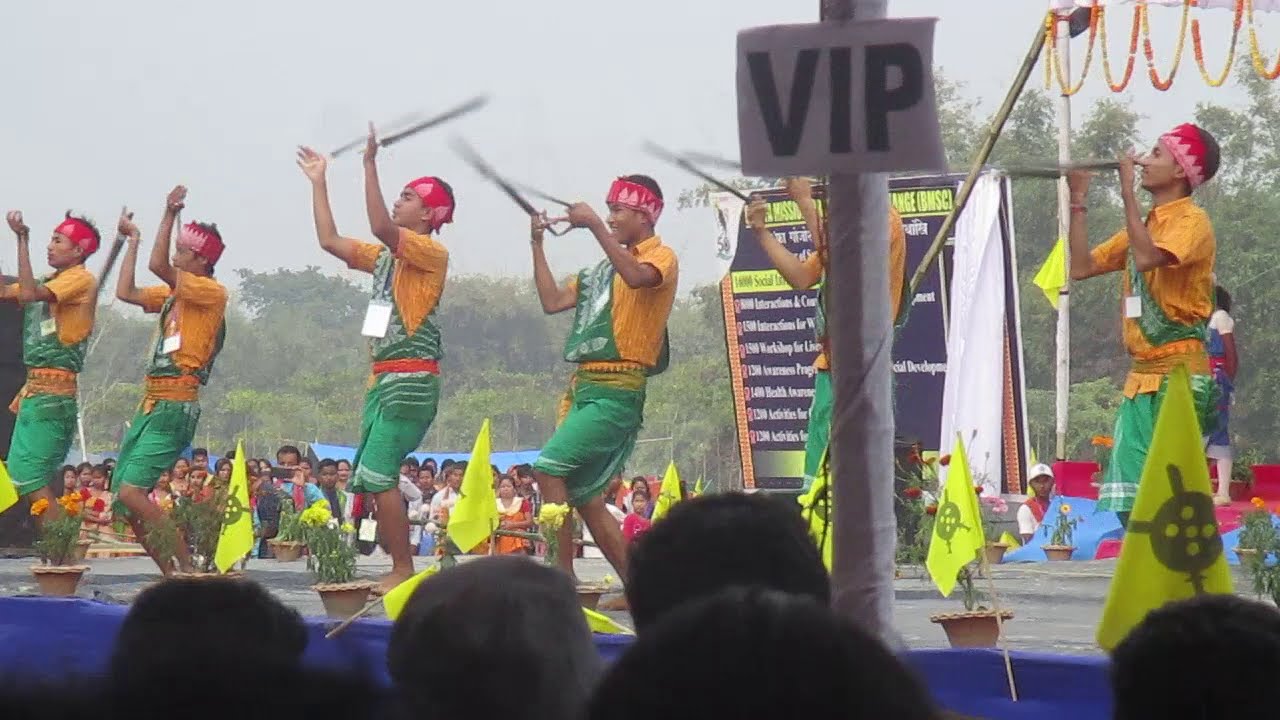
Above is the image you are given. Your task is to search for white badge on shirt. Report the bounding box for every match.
[1124,296,1142,319]
[357,518,379,542]
[161,334,182,355]
[39,318,57,337]
[361,301,392,338]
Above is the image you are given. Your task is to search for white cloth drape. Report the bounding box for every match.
[710,192,746,279]
[938,174,1005,498]
[1049,0,1280,11]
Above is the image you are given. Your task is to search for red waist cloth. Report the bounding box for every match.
[372,358,439,375]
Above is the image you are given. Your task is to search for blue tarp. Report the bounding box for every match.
[308,442,541,469]
[1003,496,1125,563]
[0,597,1110,719]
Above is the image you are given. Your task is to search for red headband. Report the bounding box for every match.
[1159,123,1210,190]
[406,176,455,232]
[606,178,663,225]
[177,222,225,266]
[54,218,99,256]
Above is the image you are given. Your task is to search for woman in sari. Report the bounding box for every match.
[495,475,533,555]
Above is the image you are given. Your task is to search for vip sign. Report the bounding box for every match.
[736,18,945,176]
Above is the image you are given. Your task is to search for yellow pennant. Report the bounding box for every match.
[650,462,682,522]
[1096,366,1233,650]
[213,442,254,574]
[926,435,986,596]
[0,458,18,515]
[447,419,499,553]
[797,458,832,571]
[383,564,441,620]
[1033,238,1067,309]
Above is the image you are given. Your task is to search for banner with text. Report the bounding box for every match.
[718,174,1028,491]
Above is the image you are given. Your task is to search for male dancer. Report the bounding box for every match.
[296,128,453,592]
[114,187,228,573]
[1067,123,1220,527]
[745,177,906,490]
[529,174,678,580]
[1,211,100,515]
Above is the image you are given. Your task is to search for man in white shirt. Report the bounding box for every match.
[1017,464,1056,544]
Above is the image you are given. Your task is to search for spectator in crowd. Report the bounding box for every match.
[276,445,302,469]
[61,465,78,493]
[626,492,830,632]
[586,587,941,720]
[1018,464,1055,544]
[398,458,425,546]
[76,462,93,491]
[388,556,600,720]
[335,458,352,492]
[170,457,191,497]
[80,465,114,541]
[399,457,420,486]
[415,465,435,500]
[254,466,282,559]
[316,459,345,519]
[495,475,533,555]
[623,476,653,514]
[275,445,323,511]
[214,458,233,485]
[246,457,260,477]
[298,458,313,485]
[421,457,437,482]
[191,447,209,474]
[148,471,173,510]
[622,490,651,544]
[103,456,117,481]
[429,462,462,527]
[1111,595,1280,720]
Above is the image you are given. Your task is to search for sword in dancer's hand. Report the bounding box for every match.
[642,142,753,202]
[330,96,489,157]
[96,205,129,296]
[451,139,573,234]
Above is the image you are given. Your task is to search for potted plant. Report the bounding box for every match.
[537,502,608,607]
[1236,498,1275,563]
[170,489,231,575]
[300,500,372,618]
[980,494,1011,565]
[1043,503,1080,561]
[928,563,1014,648]
[895,443,937,569]
[30,493,92,596]
[269,502,307,562]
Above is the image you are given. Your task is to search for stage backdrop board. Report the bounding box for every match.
[718,175,1030,492]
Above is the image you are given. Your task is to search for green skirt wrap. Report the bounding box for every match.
[1097,373,1219,513]
[802,370,833,492]
[533,369,646,508]
[350,373,440,494]
[7,393,78,496]
[115,400,201,491]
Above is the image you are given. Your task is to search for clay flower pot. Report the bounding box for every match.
[983,542,1010,565]
[576,586,608,611]
[31,565,89,597]
[930,609,1015,648]
[314,581,376,619]
[1043,545,1075,561]
[168,571,244,581]
[1236,547,1260,564]
[268,540,306,562]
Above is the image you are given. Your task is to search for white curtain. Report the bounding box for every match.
[1049,0,1280,11]
[938,173,1005,498]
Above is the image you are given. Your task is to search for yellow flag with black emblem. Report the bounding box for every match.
[797,455,833,571]
[1096,365,1233,651]
[214,441,254,573]
[926,435,985,596]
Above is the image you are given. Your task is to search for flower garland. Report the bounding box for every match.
[1141,0,1191,91]
[1099,4,1141,92]
[1193,0,1244,87]
[1247,0,1280,80]
[1046,7,1101,97]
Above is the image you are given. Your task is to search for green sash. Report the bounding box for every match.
[367,249,443,421]
[1127,260,1207,348]
[22,280,86,372]
[564,259,669,376]
[146,295,226,384]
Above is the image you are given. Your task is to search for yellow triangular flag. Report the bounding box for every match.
[926,435,986,596]
[650,462,682,522]
[0,458,19,515]
[1096,366,1234,651]
[693,477,704,495]
[797,462,833,571]
[447,419,499,553]
[583,607,634,635]
[214,442,254,574]
[1000,531,1022,549]
[383,564,441,620]
[1033,238,1067,309]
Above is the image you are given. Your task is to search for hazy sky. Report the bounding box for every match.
[1,1,1274,292]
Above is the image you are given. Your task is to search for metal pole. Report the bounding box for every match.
[821,0,895,644]
[1054,14,1073,461]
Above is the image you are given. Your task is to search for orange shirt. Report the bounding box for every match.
[568,236,678,368]
[138,271,228,374]
[809,206,907,370]
[1090,196,1215,395]
[347,228,449,334]
[2,264,97,346]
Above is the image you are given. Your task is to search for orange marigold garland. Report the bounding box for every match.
[1141,0,1191,91]
[1193,0,1244,87]
[29,498,49,517]
[1099,4,1141,92]
[1047,6,1101,97]
[1247,0,1280,80]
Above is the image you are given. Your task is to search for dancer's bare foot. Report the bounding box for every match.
[374,570,414,596]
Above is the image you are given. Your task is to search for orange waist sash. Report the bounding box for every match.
[141,375,200,413]
[9,368,77,413]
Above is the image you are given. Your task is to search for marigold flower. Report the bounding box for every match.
[1090,435,1114,448]
[538,502,570,531]
[29,498,49,517]
[1060,503,1072,514]
[1252,497,1266,509]
[340,522,355,534]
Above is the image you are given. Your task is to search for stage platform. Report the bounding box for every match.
[0,555,1256,719]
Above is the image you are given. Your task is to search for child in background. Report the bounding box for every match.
[623,491,652,543]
